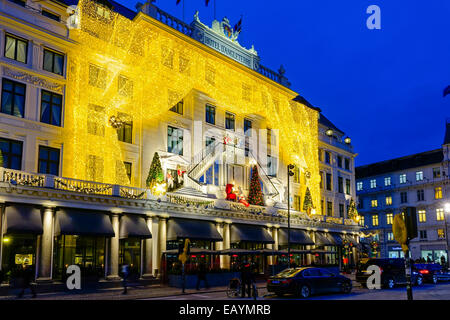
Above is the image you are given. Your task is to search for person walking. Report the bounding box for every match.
[195,263,209,290]
[121,264,130,294]
[239,260,252,298]
[17,264,36,299]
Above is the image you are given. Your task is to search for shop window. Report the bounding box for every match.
[1,234,37,282]
[119,238,141,277]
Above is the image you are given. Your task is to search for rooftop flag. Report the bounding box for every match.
[444,85,450,97]
[176,0,181,4]
[234,16,242,34]
[205,0,210,6]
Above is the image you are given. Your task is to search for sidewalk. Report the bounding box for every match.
[0,281,268,301]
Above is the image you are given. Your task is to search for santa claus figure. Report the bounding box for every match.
[167,172,174,190]
[176,165,185,184]
[237,186,250,207]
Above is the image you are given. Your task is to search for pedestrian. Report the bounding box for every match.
[17,264,36,299]
[121,264,130,294]
[427,256,432,263]
[239,260,252,298]
[441,256,447,268]
[195,263,209,290]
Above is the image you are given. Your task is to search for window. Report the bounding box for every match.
[1,78,25,117]
[89,64,107,89]
[43,49,64,75]
[205,136,215,149]
[42,9,61,22]
[435,187,443,199]
[416,171,424,181]
[338,177,343,193]
[318,149,323,162]
[123,161,132,182]
[267,128,276,146]
[357,181,363,191]
[358,199,364,209]
[87,104,105,136]
[385,196,392,206]
[118,75,133,97]
[437,229,445,240]
[370,179,376,188]
[339,203,345,218]
[0,137,23,170]
[170,100,183,115]
[325,151,331,164]
[371,199,378,208]
[418,210,426,223]
[244,119,252,136]
[359,215,365,226]
[345,179,351,195]
[437,208,444,221]
[321,199,324,215]
[327,201,333,217]
[419,230,427,240]
[319,171,324,189]
[8,0,26,6]
[417,189,424,202]
[293,195,301,211]
[267,155,277,177]
[433,167,441,179]
[387,232,394,241]
[386,213,393,225]
[116,160,132,185]
[399,174,406,184]
[167,126,183,155]
[38,146,60,176]
[385,177,391,186]
[225,112,235,130]
[400,192,408,203]
[116,113,132,144]
[40,90,62,126]
[4,34,27,63]
[293,166,300,184]
[372,214,379,226]
[345,158,350,170]
[326,173,332,191]
[337,156,342,168]
[205,104,215,125]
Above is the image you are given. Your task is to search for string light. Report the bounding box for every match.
[63,0,321,209]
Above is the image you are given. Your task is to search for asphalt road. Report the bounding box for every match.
[143,282,450,300]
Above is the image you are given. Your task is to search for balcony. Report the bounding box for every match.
[0,167,359,228]
[319,133,354,153]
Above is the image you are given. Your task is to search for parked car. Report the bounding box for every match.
[267,267,352,298]
[412,263,442,284]
[356,258,423,289]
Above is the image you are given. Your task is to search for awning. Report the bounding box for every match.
[166,218,223,242]
[329,233,343,246]
[55,208,115,237]
[344,234,358,246]
[218,248,260,255]
[163,248,216,255]
[3,205,43,235]
[278,228,314,246]
[314,232,335,246]
[119,215,152,239]
[230,224,274,244]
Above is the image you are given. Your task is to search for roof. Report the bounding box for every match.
[292,95,321,112]
[318,113,345,134]
[356,149,443,179]
[51,0,137,20]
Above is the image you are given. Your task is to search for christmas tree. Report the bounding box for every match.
[347,198,359,221]
[247,165,264,206]
[146,152,164,188]
[302,187,314,214]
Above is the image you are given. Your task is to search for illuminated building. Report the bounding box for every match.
[0,0,360,289]
[356,121,450,262]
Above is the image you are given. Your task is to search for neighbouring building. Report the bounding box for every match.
[356,121,450,263]
[0,0,360,289]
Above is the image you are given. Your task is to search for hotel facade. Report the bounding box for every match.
[0,0,360,287]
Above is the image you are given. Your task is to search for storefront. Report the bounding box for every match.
[119,214,152,278]
[420,245,448,264]
[388,246,404,259]
[53,208,115,281]
[0,204,43,283]
[313,232,339,266]
[277,228,314,267]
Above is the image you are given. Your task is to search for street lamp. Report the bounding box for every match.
[287,164,295,269]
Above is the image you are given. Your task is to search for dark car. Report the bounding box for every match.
[356,258,423,289]
[413,263,442,284]
[267,267,352,298]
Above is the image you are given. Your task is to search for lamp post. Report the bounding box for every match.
[287,164,295,268]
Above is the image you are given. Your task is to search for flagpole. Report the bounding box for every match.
[182,0,185,21]
[214,0,216,20]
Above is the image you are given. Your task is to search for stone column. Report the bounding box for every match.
[215,223,225,269]
[106,213,120,280]
[37,207,54,282]
[142,215,153,278]
[153,217,167,277]
[306,231,313,265]
[222,223,231,269]
[266,227,274,266]
[151,216,160,276]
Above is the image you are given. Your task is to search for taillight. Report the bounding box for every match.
[281,279,293,284]
[379,267,383,274]
[419,270,429,274]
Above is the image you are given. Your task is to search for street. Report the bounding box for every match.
[143,282,450,301]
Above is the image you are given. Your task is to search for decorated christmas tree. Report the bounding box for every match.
[347,198,359,221]
[146,152,164,188]
[247,165,264,206]
[302,187,314,215]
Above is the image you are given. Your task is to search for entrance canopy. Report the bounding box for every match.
[3,204,43,235]
[119,214,152,239]
[55,208,115,237]
[166,218,223,242]
[344,234,358,246]
[278,228,314,246]
[230,224,274,244]
[329,233,344,246]
[314,232,335,246]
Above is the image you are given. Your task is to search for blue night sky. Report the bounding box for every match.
[119,0,450,166]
